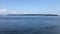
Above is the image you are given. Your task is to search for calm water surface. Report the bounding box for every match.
[0,16,60,34]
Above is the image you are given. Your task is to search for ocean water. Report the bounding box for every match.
[0,16,60,34]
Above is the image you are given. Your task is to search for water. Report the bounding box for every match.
[0,16,60,34]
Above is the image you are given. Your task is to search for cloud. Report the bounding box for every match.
[0,9,18,15]
[0,8,59,15]
[0,9,7,15]
[7,10,17,14]
[8,10,23,14]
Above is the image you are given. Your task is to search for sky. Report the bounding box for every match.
[0,0,60,15]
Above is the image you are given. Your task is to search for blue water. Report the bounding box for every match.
[0,16,60,34]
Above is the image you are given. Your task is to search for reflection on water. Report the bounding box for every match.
[0,16,60,34]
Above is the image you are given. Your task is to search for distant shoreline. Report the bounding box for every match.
[7,14,58,16]
[0,14,58,16]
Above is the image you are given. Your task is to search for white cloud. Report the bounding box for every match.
[0,9,18,15]
[6,10,24,14]
[0,9,7,15]
[7,10,17,14]
[0,8,59,15]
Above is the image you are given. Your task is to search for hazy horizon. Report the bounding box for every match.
[0,0,60,15]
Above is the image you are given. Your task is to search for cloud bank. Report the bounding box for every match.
[0,9,17,15]
[0,9,59,15]
[0,9,7,15]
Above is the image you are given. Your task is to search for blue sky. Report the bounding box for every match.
[0,0,60,15]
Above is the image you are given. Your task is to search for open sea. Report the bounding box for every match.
[0,16,60,34]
